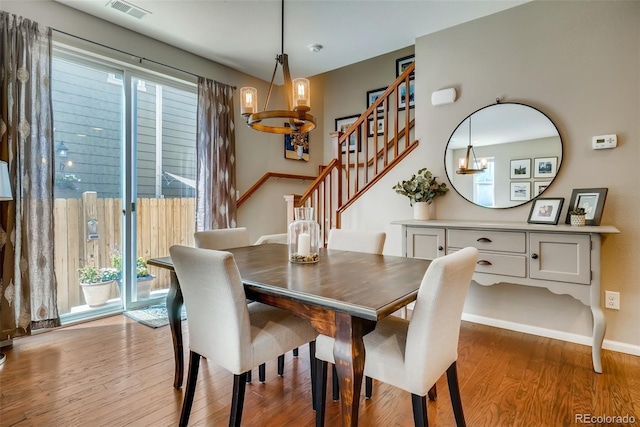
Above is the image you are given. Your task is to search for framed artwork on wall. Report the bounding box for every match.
[398,80,415,110]
[564,187,608,225]
[396,54,415,78]
[366,87,387,113]
[510,158,531,179]
[368,118,384,137]
[283,123,309,161]
[534,181,550,195]
[534,157,558,178]
[527,197,564,225]
[335,114,361,153]
[510,181,530,201]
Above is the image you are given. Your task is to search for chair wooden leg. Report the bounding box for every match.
[331,364,339,401]
[314,359,328,427]
[179,351,201,427]
[309,341,316,410]
[246,369,252,383]
[230,372,248,427]
[428,383,437,401]
[446,362,466,427]
[411,393,428,427]
[365,376,373,399]
[259,363,266,383]
[293,347,299,357]
[277,354,285,376]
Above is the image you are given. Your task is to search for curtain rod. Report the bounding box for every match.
[52,28,236,90]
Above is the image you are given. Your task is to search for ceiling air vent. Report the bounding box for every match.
[105,0,152,20]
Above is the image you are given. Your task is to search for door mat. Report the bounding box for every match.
[124,304,186,329]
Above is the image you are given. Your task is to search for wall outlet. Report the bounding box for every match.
[605,291,620,310]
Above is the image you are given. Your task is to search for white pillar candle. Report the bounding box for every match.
[297,233,311,257]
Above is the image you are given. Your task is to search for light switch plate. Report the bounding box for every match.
[592,134,617,149]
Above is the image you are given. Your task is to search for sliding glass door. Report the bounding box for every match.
[52,47,197,321]
[52,53,125,318]
[129,75,197,307]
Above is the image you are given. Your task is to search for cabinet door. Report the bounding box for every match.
[530,233,591,284]
[406,227,446,260]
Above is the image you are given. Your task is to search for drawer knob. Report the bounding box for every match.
[531,253,539,259]
[438,246,444,251]
[477,260,492,266]
[477,237,492,243]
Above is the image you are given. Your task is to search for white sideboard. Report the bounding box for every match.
[392,219,620,373]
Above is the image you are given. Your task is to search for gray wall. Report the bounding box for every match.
[330,1,639,350]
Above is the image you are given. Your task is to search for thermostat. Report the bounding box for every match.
[592,134,617,149]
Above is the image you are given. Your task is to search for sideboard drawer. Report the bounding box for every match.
[476,252,527,277]
[448,229,526,253]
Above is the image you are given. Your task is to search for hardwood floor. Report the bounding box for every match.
[1,316,638,426]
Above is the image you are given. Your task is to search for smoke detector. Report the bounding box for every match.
[308,44,323,53]
[106,0,152,19]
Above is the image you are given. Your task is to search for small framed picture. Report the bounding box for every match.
[366,87,387,113]
[510,158,531,179]
[335,114,361,153]
[368,118,384,137]
[528,197,564,225]
[398,80,415,110]
[534,157,558,178]
[564,188,608,225]
[396,54,415,78]
[534,181,550,195]
[510,181,530,201]
[283,123,309,161]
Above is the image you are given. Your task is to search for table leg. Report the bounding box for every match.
[167,271,184,389]
[333,312,371,427]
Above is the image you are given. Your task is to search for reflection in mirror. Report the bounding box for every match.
[445,102,562,208]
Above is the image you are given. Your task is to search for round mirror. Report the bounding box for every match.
[444,102,562,208]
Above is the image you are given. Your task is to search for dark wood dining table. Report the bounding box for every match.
[148,243,431,427]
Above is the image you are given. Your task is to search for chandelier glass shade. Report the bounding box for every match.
[455,117,487,175]
[240,1,316,135]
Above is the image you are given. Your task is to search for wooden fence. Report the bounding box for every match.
[54,192,195,314]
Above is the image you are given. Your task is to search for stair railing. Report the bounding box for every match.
[288,62,418,241]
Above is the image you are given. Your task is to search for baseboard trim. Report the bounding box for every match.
[461,313,640,357]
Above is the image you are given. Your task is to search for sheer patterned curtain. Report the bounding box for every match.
[0,12,59,342]
[196,78,237,231]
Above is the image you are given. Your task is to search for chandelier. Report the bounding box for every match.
[240,0,316,135]
[456,116,487,175]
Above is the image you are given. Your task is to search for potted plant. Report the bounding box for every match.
[78,264,118,307]
[392,167,449,220]
[55,173,81,190]
[110,251,155,299]
[569,207,586,227]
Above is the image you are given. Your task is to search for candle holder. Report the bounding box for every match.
[288,207,320,263]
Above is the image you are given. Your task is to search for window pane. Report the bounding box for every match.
[133,76,196,302]
[52,55,124,317]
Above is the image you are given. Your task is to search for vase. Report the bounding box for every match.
[80,280,115,307]
[288,207,320,263]
[570,214,586,227]
[413,202,430,221]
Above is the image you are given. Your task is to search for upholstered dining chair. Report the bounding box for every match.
[326,228,386,255]
[314,247,479,427]
[254,232,287,245]
[194,227,251,250]
[170,245,318,427]
[194,226,289,383]
[325,228,386,399]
